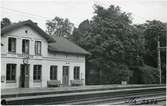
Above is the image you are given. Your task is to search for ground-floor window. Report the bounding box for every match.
[6,64,16,82]
[33,65,42,81]
[74,66,80,80]
[50,65,57,80]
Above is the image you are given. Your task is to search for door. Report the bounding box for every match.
[20,64,29,88]
[62,66,69,86]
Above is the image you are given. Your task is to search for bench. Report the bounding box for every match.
[47,80,61,87]
[71,80,83,86]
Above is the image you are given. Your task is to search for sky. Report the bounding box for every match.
[1,0,167,30]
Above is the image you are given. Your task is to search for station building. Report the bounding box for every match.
[1,20,89,89]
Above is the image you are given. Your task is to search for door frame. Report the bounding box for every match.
[20,64,30,88]
[62,66,69,86]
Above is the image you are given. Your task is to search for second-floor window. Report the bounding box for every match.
[22,39,29,54]
[35,41,41,55]
[8,37,16,53]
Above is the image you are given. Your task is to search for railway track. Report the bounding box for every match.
[43,87,166,105]
[43,91,165,105]
[2,85,166,105]
[69,91,165,105]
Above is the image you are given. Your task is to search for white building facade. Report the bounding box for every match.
[1,20,89,89]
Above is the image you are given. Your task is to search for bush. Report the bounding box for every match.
[130,65,159,84]
[139,65,159,84]
[102,64,133,84]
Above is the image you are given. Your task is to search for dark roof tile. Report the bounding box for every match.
[48,36,90,55]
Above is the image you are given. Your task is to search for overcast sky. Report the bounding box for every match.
[1,0,167,30]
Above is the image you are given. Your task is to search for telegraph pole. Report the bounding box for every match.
[166,24,167,81]
[157,36,161,84]
[157,24,167,84]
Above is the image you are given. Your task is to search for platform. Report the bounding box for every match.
[1,84,164,98]
[1,84,165,105]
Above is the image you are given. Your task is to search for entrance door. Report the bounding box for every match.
[62,66,69,86]
[20,64,29,88]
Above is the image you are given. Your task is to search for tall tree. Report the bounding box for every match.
[71,19,91,45]
[46,16,74,38]
[144,20,166,67]
[1,17,11,28]
[143,20,166,83]
[72,5,164,84]
[75,5,135,84]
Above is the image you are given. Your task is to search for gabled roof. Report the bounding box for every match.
[48,36,90,55]
[1,20,90,55]
[1,20,55,42]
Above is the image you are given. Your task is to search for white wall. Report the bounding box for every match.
[2,25,48,57]
[1,55,85,88]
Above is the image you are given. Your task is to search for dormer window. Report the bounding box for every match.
[8,37,16,53]
[22,39,29,54]
[35,41,41,55]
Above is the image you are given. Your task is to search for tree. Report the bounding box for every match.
[71,19,91,45]
[46,16,74,38]
[72,4,165,84]
[73,5,135,84]
[143,20,166,66]
[1,17,11,28]
[143,20,166,83]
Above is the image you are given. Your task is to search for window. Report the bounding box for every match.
[74,66,80,80]
[22,39,29,54]
[35,41,41,55]
[33,65,42,81]
[6,64,16,81]
[50,66,57,80]
[8,37,16,52]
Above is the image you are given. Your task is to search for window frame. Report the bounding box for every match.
[33,65,42,82]
[50,65,58,80]
[6,64,16,83]
[35,41,42,56]
[74,66,80,80]
[22,39,29,54]
[8,37,16,53]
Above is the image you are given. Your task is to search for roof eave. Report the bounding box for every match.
[1,20,55,43]
[48,49,90,56]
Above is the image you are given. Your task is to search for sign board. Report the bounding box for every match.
[121,81,127,85]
